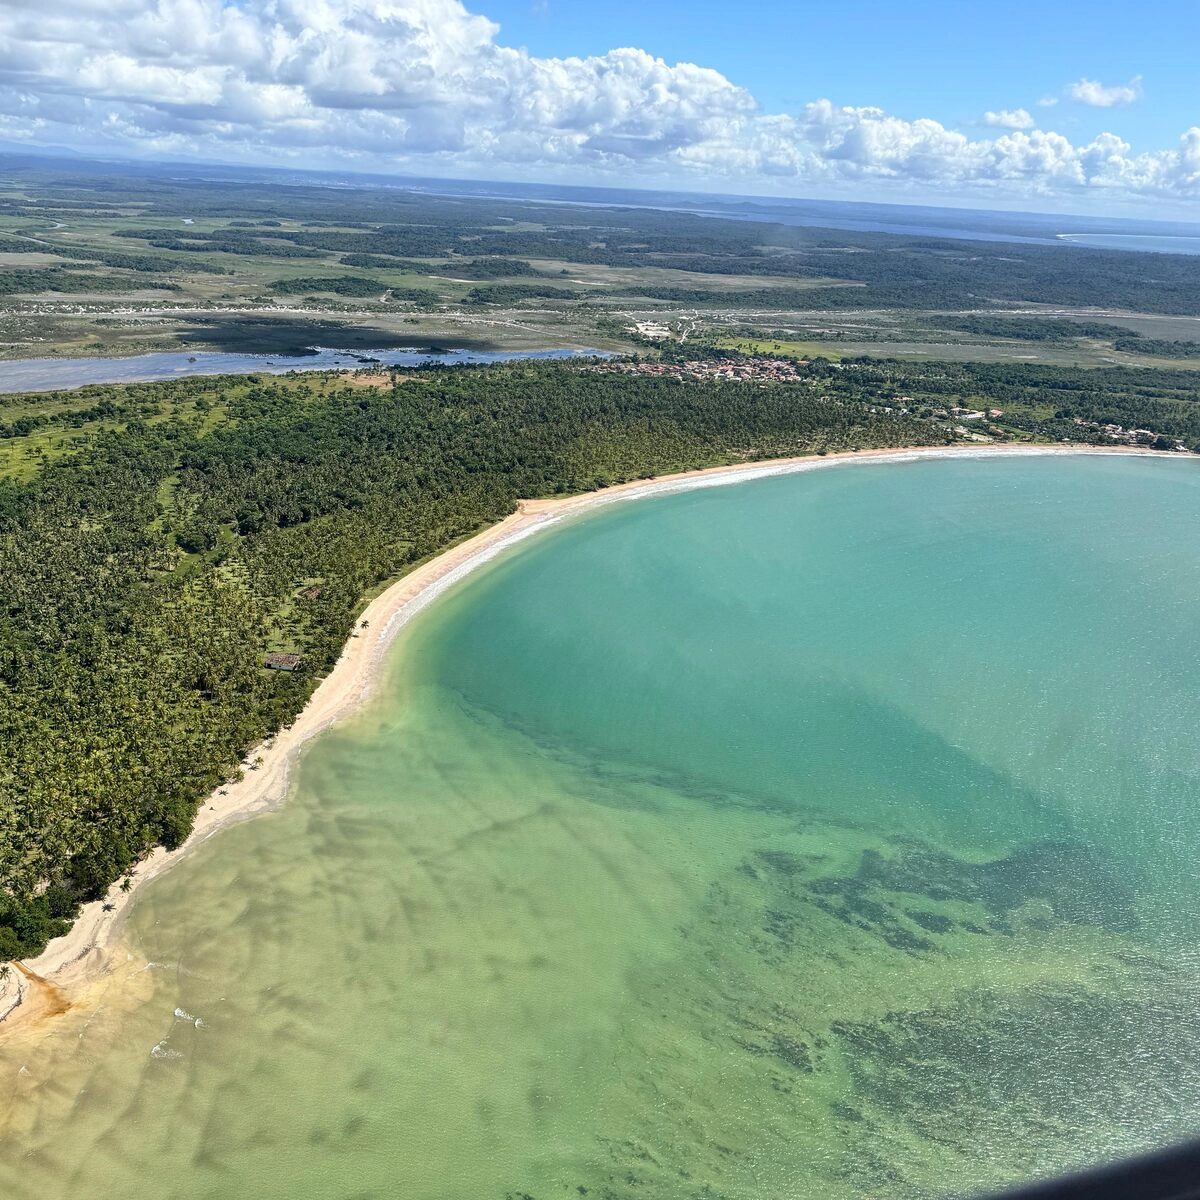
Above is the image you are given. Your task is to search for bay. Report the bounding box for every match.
[4,454,1200,1199]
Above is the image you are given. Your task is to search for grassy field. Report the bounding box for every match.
[702,334,846,360]
[690,307,1200,369]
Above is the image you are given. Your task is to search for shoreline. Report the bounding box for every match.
[0,441,1184,1035]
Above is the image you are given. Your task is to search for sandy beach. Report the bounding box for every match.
[0,441,1180,1036]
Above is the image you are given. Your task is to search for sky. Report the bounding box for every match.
[1,0,1198,216]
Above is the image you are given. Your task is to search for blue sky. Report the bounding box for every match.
[486,0,1196,154]
[0,0,1197,215]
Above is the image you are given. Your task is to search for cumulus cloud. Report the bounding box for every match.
[1066,76,1143,108]
[982,108,1035,130]
[0,0,1194,202]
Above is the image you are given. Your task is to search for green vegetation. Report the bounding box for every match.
[615,284,855,307]
[0,397,131,442]
[6,159,1200,369]
[1113,337,1200,359]
[448,257,544,279]
[834,357,1200,447]
[268,276,439,306]
[270,274,389,297]
[466,283,580,304]
[3,345,1198,961]
[339,253,429,271]
[114,227,326,258]
[0,268,179,295]
[924,315,1137,341]
[0,362,944,957]
[0,237,224,274]
[4,159,1200,962]
[918,316,1200,361]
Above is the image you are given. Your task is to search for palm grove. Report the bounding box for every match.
[0,361,949,958]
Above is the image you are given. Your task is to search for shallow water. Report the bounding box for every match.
[0,346,608,395]
[4,455,1200,1199]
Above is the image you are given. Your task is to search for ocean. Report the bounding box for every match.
[4,453,1200,1199]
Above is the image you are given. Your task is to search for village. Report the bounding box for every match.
[585,356,810,384]
[1072,416,1189,451]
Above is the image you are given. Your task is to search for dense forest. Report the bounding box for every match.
[0,362,943,958]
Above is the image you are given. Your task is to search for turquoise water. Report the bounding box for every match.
[429,456,1200,896]
[4,453,1200,1199]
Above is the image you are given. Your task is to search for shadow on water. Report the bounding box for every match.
[449,672,1080,855]
[175,316,502,356]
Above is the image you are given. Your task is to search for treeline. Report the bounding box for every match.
[0,236,226,275]
[267,275,575,305]
[340,254,430,271]
[924,315,1137,341]
[338,254,542,277]
[268,275,440,306]
[114,227,324,258]
[0,269,180,295]
[0,363,943,958]
[437,257,545,279]
[921,315,1200,358]
[611,284,865,309]
[47,245,230,275]
[270,274,386,297]
[466,283,579,304]
[1113,337,1200,359]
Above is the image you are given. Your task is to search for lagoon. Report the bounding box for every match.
[1056,232,1200,255]
[0,346,608,396]
[3,454,1200,1199]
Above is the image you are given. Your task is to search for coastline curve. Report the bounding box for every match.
[0,441,1182,1035]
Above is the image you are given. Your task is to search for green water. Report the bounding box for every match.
[5,454,1200,1199]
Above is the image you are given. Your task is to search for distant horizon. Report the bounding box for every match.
[7,145,1200,236]
[2,0,1198,220]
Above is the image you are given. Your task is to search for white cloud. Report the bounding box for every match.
[0,1,1194,204]
[1066,76,1143,108]
[982,108,1035,130]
